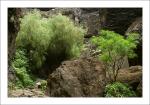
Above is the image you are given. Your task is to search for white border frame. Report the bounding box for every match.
[0,1,150,105]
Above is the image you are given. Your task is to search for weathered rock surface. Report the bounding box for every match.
[103,8,142,35]
[116,66,142,92]
[47,58,106,97]
[80,10,101,38]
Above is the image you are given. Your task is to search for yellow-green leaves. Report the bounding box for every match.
[48,14,85,59]
[16,10,85,70]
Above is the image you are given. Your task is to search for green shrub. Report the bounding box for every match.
[91,30,139,82]
[16,10,52,70]
[16,10,85,71]
[12,49,34,88]
[48,14,85,59]
[104,82,136,97]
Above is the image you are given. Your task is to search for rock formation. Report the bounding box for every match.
[116,66,142,96]
[47,58,106,97]
[103,8,142,35]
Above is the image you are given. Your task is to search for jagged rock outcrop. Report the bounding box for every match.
[116,66,142,95]
[125,17,142,66]
[47,58,106,97]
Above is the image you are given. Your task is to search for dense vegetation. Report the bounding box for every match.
[12,10,85,88]
[9,9,141,97]
[16,10,85,70]
[91,30,139,82]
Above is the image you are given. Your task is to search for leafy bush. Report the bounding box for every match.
[12,49,34,87]
[91,30,139,82]
[48,14,85,59]
[104,82,136,97]
[16,10,52,70]
[16,10,85,70]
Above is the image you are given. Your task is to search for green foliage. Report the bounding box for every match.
[40,80,47,92]
[12,49,29,69]
[91,30,139,82]
[12,49,34,88]
[16,10,52,70]
[104,82,136,97]
[16,10,85,71]
[15,67,34,87]
[48,14,85,59]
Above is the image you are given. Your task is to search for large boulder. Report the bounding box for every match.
[116,66,142,93]
[47,58,106,97]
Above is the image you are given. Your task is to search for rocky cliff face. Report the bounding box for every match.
[103,8,142,35]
